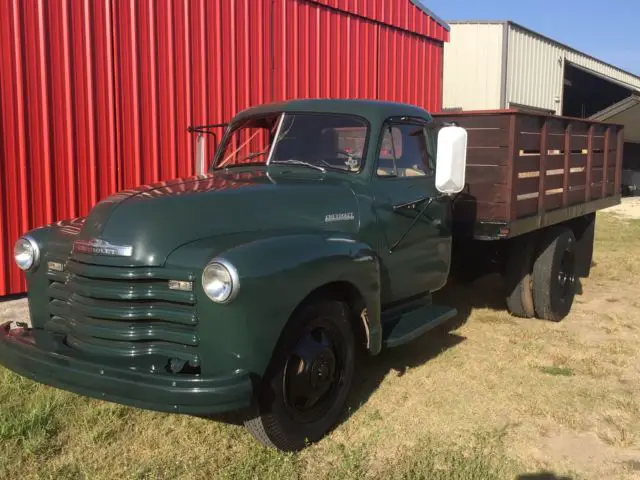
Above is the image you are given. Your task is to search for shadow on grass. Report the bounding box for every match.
[349,328,466,406]
[205,331,470,428]
[208,274,511,429]
[206,272,586,436]
[436,268,585,328]
[0,293,27,303]
[517,472,572,480]
[435,273,507,329]
[348,272,508,418]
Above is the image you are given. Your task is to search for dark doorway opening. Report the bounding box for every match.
[562,63,632,118]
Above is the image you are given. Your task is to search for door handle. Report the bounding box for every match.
[393,196,430,211]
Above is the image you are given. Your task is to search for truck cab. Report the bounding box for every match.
[2,100,468,450]
[7,99,602,452]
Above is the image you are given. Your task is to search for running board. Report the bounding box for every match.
[382,301,457,349]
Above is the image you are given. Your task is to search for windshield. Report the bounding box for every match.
[214,113,368,172]
[216,114,280,168]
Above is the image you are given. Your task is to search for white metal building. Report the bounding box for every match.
[442,20,640,192]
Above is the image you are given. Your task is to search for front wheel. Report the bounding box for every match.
[244,300,356,451]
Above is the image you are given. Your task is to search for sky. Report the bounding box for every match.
[426,0,640,76]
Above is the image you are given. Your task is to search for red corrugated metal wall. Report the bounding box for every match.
[0,0,447,296]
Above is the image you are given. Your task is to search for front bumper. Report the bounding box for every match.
[0,322,253,415]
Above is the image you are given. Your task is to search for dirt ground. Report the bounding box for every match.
[1,209,639,479]
[604,196,640,220]
[0,295,28,328]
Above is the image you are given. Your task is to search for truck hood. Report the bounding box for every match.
[72,169,360,266]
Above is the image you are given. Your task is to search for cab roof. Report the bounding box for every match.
[232,99,433,125]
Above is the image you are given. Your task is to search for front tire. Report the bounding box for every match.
[532,227,577,321]
[244,300,356,451]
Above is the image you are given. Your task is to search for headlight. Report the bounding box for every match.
[202,260,239,303]
[14,236,40,271]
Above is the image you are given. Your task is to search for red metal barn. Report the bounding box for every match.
[0,0,448,296]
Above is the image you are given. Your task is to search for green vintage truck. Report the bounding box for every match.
[1,100,622,451]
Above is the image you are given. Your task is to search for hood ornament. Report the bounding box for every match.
[72,238,133,257]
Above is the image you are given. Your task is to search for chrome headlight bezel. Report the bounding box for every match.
[14,236,40,272]
[201,258,240,303]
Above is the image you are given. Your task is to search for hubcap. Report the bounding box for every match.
[283,324,344,420]
[310,349,336,390]
[557,248,576,296]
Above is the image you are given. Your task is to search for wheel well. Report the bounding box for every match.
[290,281,369,352]
[500,214,595,276]
[564,213,593,239]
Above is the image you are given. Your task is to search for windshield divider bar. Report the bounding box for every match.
[266,113,286,166]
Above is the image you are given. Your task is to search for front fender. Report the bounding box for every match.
[21,218,87,329]
[166,233,381,379]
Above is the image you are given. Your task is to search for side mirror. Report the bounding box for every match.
[435,125,467,195]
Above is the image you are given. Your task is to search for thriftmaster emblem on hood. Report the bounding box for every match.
[325,212,355,223]
[72,238,133,257]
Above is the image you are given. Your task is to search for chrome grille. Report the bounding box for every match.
[46,259,200,370]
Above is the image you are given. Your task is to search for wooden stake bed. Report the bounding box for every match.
[433,110,624,240]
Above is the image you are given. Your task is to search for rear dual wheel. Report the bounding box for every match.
[504,234,537,318]
[504,226,577,321]
[532,227,577,321]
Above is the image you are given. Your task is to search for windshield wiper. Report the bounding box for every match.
[270,159,326,172]
[218,161,266,172]
[243,149,269,161]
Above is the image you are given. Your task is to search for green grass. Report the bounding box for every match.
[592,214,640,281]
[0,368,72,456]
[0,364,515,479]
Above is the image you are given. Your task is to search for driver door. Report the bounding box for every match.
[371,120,451,305]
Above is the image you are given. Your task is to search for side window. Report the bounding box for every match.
[376,123,433,178]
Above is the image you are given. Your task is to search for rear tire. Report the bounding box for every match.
[532,226,577,321]
[504,234,536,318]
[244,300,355,451]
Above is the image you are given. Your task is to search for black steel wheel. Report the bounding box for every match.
[504,233,537,318]
[244,300,355,451]
[532,226,577,321]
